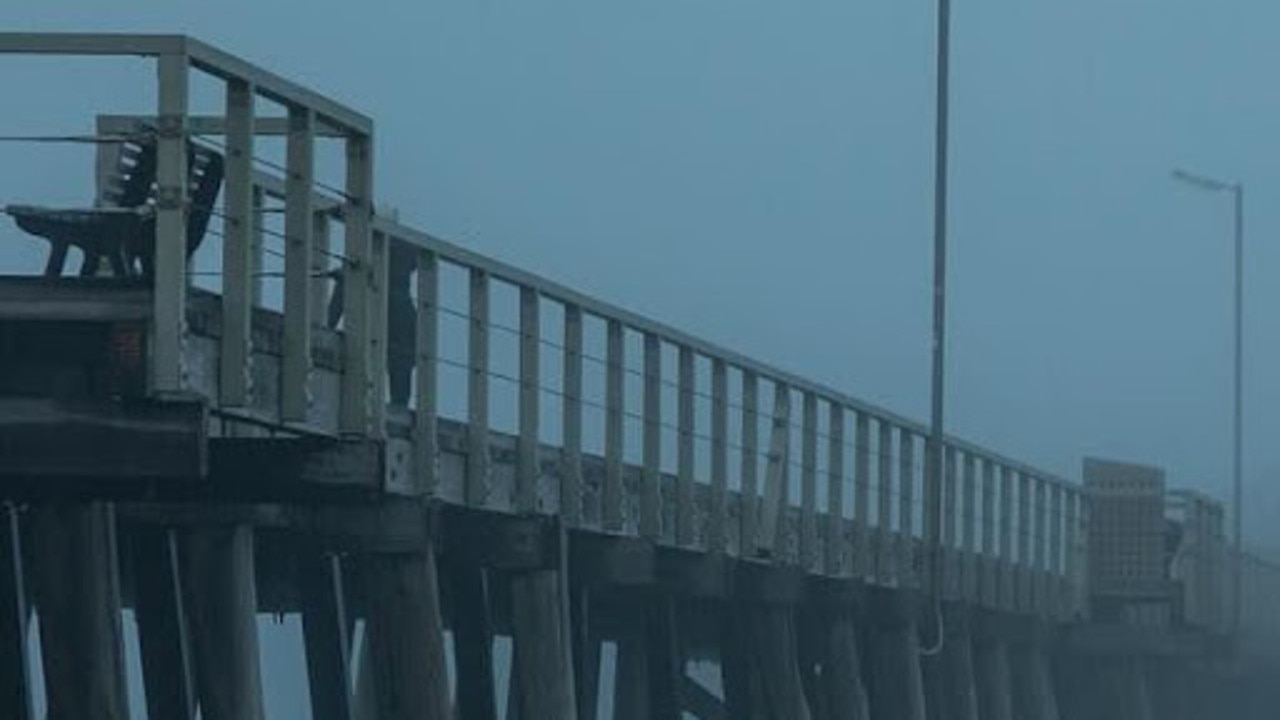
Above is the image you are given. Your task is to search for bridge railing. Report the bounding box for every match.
[374,218,1089,620]
[0,33,383,438]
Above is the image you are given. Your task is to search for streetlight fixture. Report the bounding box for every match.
[1171,167,1244,636]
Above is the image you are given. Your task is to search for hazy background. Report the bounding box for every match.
[5,0,1279,538]
[6,1,1280,717]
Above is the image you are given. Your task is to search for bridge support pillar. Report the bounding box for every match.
[972,637,1014,720]
[0,505,33,720]
[802,605,870,720]
[1009,631,1060,720]
[363,547,451,720]
[511,566,579,720]
[180,524,266,720]
[927,603,978,720]
[866,591,926,720]
[31,502,130,720]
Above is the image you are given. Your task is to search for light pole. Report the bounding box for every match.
[925,0,952,614]
[1171,167,1244,636]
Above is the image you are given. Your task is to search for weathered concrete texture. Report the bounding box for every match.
[31,502,130,720]
[866,592,926,720]
[973,639,1014,720]
[1009,639,1060,720]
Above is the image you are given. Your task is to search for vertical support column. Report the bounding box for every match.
[943,445,958,597]
[1009,638,1059,720]
[1064,489,1082,617]
[876,422,893,582]
[603,319,625,531]
[814,606,869,720]
[867,594,925,720]
[899,428,916,584]
[645,597,683,720]
[800,392,819,569]
[826,403,846,575]
[936,605,979,720]
[32,503,130,720]
[301,554,354,720]
[753,606,812,720]
[740,371,760,553]
[282,104,315,423]
[467,268,491,507]
[0,505,33,720]
[180,525,265,720]
[676,346,696,546]
[340,132,375,435]
[363,549,451,720]
[517,286,541,513]
[615,603,650,720]
[153,52,190,395]
[415,249,440,495]
[511,562,577,719]
[962,453,977,602]
[133,526,196,720]
[710,358,729,553]
[973,639,1014,720]
[999,466,1014,610]
[220,78,255,407]
[640,332,662,539]
[562,305,585,526]
[854,412,872,579]
[571,587,601,720]
[758,382,791,556]
[451,563,496,720]
[251,185,266,306]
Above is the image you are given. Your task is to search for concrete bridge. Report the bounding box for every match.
[0,32,1277,720]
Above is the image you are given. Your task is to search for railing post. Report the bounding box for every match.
[800,391,818,568]
[758,382,790,557]
[981,459,996,607]
[282,104,315,423]
[340,133,374,436]
[368,231,388,433]
[1017,472,1031,612]
[414,250,439,495]
[999,466,1014,611]
[740,371,760,553]
[640,333,662,540]
[877,421,893,582]
[220,78,255,408]
[898,428,915,585]
[710,358,729,554]
[825,403,846,576]
[561,305,585,527]
[1034,477,1048,616]
[466,269,491,507]
[1049,482,1063,619]
[962,453,977,603]
[152,51,190,396]
[854,412,871,579]
[517,286,541,514]
[604,319,625,532]
[676,346,696,546]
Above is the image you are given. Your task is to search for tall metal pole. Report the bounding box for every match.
[1232,183,1244,636]
[926,0,952,609]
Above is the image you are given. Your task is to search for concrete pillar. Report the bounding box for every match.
[511,569,578,720]
[973,639,1014,720]
[866,591,926,720]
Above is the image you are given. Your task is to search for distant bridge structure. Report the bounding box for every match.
[0,32,1277,720]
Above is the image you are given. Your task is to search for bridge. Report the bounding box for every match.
[0,32,1277,720]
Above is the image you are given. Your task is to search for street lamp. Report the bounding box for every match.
[1171,167,1244,636]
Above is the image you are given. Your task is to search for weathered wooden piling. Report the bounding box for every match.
[0,504,33,720]
[363,548,451,720]
[973,637,1014,720]
[180,524,266,720]
[301,552,356,720]
[511,568,578,720]
[31,502,130,720]
[866,591,926,720]
[132,525,196,720]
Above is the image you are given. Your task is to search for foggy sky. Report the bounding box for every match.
[5,0,1280,554]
